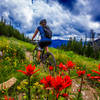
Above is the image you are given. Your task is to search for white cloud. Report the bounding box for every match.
[0,0,100,40]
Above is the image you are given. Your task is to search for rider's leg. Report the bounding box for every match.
[45,46,48,52]
[37,50,41,61]
[38,50,43,66]
[45,41,51,52]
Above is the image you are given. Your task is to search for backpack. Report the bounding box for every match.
[43,25,52,39]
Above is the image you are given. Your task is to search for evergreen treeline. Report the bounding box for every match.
[0,17,30,42]
[59,37,100,60]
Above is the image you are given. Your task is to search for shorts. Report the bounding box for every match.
[38,41,51,50]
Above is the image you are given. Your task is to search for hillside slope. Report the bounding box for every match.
[0,36,100,71]
[0,36,100,100]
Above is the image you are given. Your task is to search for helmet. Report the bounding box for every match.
[39,19,47,24]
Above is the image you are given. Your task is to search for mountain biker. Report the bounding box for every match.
[32,19,52,61]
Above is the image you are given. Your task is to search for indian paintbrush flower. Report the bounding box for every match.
[52,75,71,99]
[66,61,75,75]
[62,93,68,98]
[40,75,71,99]
[77,70,85,99]
[17,64,40,100]
[49,66,54,71]
[87,64,100,82]
[66,61,75,69]
[40,75,54,89]
[4,95,14,100]
[17,64,40,76]
[77,70,85,77]
[58,63,67,71]
[87,74,91,77]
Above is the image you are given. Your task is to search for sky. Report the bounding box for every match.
[0,0,100,40]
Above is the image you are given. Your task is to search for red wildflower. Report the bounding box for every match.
[40,75,71,99]
[98,64,100,71]
[88,65,100,81]
[56,93,60,99]
[77,70,85,77]
[63,75,72,88]
[66,61,75,69]
[52,76,64,92]
[90,76,100,82]
[40,75,54,89]
[62,93,68,97]
[4,95,14,100]
[52,75,72,92]
[87,74,91,77]
[49,66,54,71]
[92,70,100,75]
[78,89,81,92]
[58,63,67,71]
[90,76,100,79]
[98,80,100,82]
[61,72,64,76]
[17,64,40,76]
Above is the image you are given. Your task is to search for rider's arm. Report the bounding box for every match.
[32,29,39,40]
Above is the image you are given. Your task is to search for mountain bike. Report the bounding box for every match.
[32,40,56,72]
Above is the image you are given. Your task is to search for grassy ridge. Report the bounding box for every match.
[0,36,100,83]
[0,36,100,99]
[1,36,100,70]
[50,48,100,71]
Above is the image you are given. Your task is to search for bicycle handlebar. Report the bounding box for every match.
[32,40,40,41]
[31,40,39,42]
[31,40,40,45]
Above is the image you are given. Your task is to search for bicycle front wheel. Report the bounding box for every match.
[42,52,56,72]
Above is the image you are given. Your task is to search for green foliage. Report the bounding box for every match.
[59,37,100,60]
[0,36,100,99]
[0,20,31,42]
[0,36,29,83]
[50,48,100,71]
[0,40,25,60]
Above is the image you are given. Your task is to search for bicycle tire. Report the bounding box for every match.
[42,52,56,72]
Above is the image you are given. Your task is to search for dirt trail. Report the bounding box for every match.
[71,79,100,100]
[25,51,33,61]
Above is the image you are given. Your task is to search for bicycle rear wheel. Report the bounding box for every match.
[42,52,56,72]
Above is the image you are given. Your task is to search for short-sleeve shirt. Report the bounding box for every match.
[37,25,51,42]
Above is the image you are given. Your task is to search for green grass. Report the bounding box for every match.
[1,36,100,70]
[0,36,100,99]
[50,48,100,71]
[0,36,34,51]
[0,36,100,82]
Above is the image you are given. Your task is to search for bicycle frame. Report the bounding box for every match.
[32,40,57,72]
[33,42,46,61]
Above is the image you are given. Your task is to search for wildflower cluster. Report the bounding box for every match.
[40,75,72,99]
[77,70,85,77]
[1,42,25,60]
[3,58,100,100]
[87,64,100,82]
[4,95,14,100]
[58,63,67,71]
[66,60,75,69]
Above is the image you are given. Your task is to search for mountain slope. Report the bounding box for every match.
[0,36,100,71]
[0,36,100,100]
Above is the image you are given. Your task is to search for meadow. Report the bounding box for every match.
[0,36,100,100]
